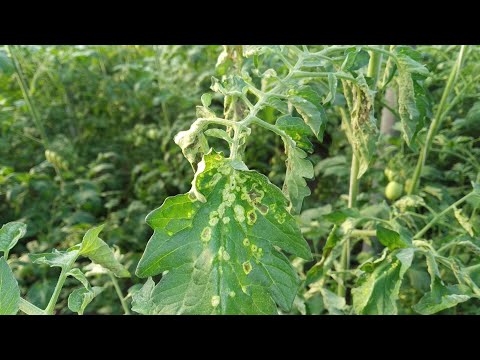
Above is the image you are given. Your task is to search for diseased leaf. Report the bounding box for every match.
[136,151,312,314]
[288,86,327,141]
[0,257,20,315]
[276,115,314,153]
[283,145,314,214]
[352,248,414,314]
[376,225,411,251]
[395,47,430,146]
[79,224,130,278]
[174,121,210,169]
[0,221,27,256]
[341,75,378,178]
[242,45,280,57]
[454,206,474,237]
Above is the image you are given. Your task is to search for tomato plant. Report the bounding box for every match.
[1,45,480,315]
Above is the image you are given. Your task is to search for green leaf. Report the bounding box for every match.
[136,151,312,314]
[211,75,248,97]
[0,257,20,315]
[67,268,90,288]
[265,97,289,114]
[352,248,414,314]
[68,286,104,315]
[323,73,337,105]
[453,206,474,237]
[204,129,233,144]
[283,145,314,214]
[320,288,346,315]
[413,278,471,315]
[276,115,314,153]
[341,47,370,71]
[79,224,130,278]
[131,277,156,315]
[289,86,328,141]
[0,49,14,75]
[323,208,360,225]
[395,47,429,146]
[0,221,27,256]
[376,225,411,251]
[201,93,212,108]
[30,249,79,269]
[341,75,378,178]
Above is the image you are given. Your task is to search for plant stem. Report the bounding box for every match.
[351,229,376,237]
[414,191,474,239]
[19,298,45,315]
[44,269,69,315]
[109,273,131,315]
[44,255,78,315]
[337,154,359,297]
[348,155,360,208]
[6,45,49,147]
[366,47,384,89]
[408,45,468,194]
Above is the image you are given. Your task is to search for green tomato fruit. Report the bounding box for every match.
[385,181,403,200]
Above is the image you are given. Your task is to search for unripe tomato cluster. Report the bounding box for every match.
[45,150,69,170]
[383,167,409,200]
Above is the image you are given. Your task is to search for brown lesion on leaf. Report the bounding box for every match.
[246,209,257,225]
[255,203,269,215]
[242,260,253,275]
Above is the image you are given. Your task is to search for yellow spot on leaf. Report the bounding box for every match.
[201,227,212,242]
[211,295,220,307]
[234,204,245,222]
